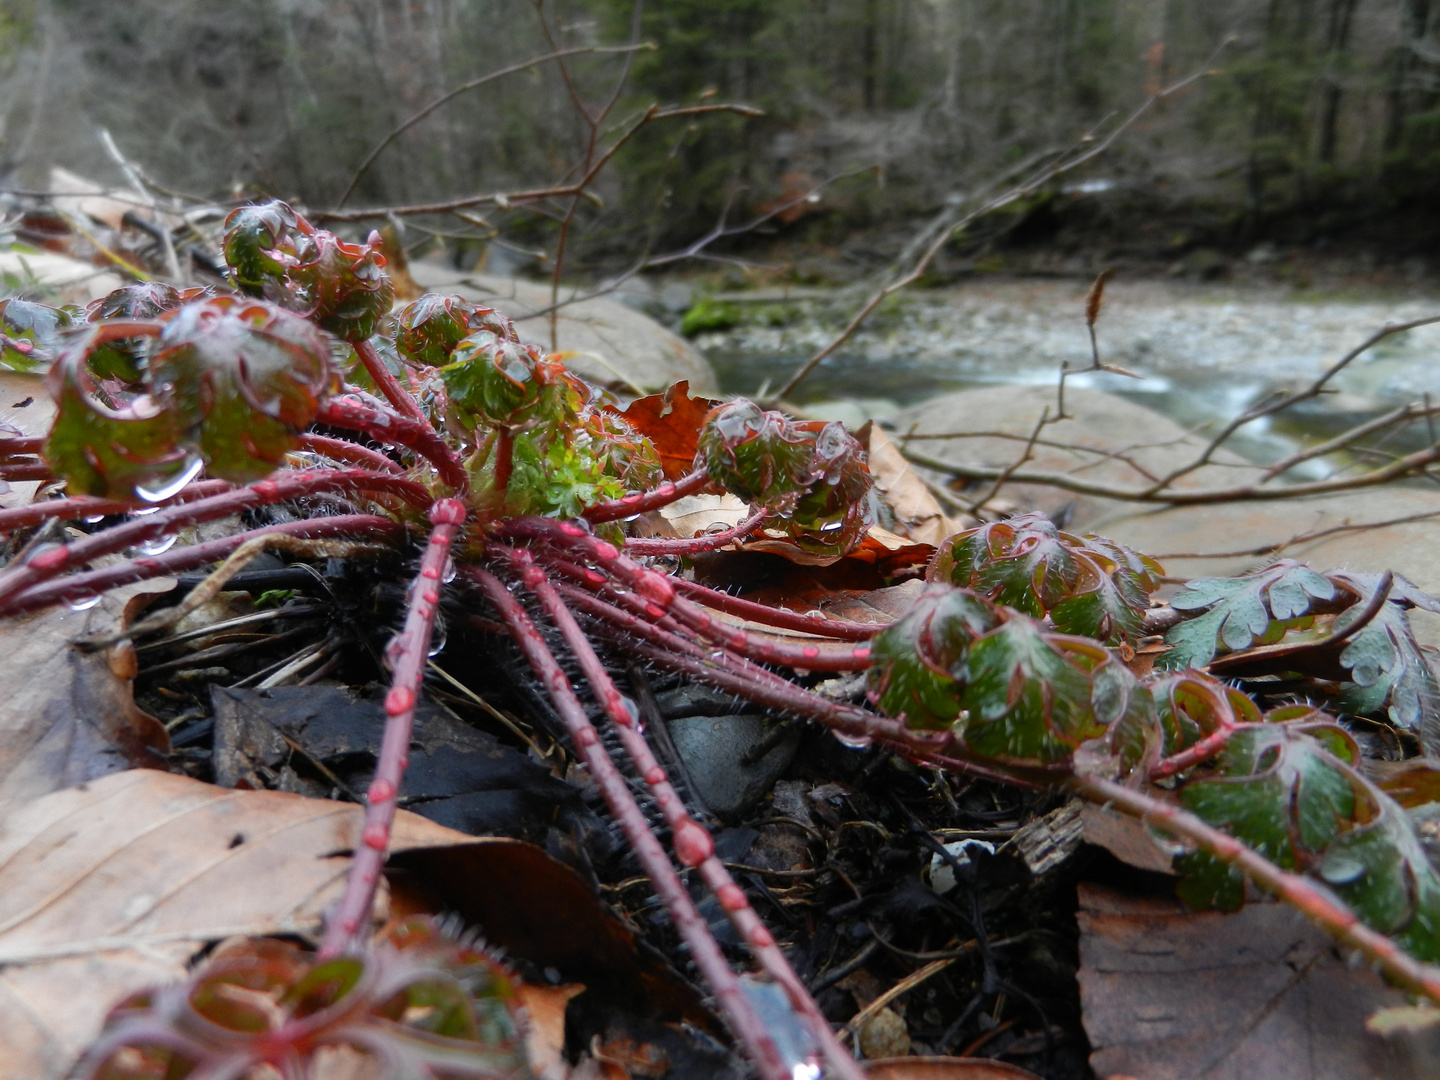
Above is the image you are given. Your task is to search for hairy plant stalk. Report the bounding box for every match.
[316,398,469,493]
[621,509,770,556]
[3,515,401,617]
[351,338,429,424]
[468,565,794,1080]
[507,547,868,1080]
[1075,774,1440,1005]
[670,575,885,640]
[320,499,466,957]
[296,433,405,475]
[582,467,710,523]
[0,479,234,535]
[0,469,428,611]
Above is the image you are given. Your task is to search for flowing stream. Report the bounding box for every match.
[694,277,1440,474]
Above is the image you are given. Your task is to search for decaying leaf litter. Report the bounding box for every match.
[4,183,1440,1080]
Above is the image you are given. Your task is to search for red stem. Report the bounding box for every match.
[352,337,429,424]
[493,427,514,493]
[504,548,868,1080]
[1149,676,1241,780]
[0,479,233,536]
[320,499,466,957]
[0,515,401,616]
[500,517,873,671]
[467,564,794,1080]
[670,576,886,641]
[316,397,469,494]
[0,436,45,459]
[622,509,770,556]
[297,433,405,475]
[0,463,53,481]
[582,467,710,523]
[0,469,427,612]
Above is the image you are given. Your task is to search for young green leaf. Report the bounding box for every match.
[1,297,81,372]
[1161,560,1336,669]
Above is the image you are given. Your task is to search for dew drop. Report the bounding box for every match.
[832,731,873,750]
[83,514,106,524]
[137,534,178,556]
[426,617,448,657]
[441,556,457,584]
[64,592,101,612]
[134,456,204,503]
[131,505,161,517]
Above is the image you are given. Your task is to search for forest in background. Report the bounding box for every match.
[3,0,1440,272]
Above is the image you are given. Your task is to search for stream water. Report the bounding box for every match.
[695,278,1440,473]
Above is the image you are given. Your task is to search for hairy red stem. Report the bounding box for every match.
[296,433,405,475]
[545,575,1035,787]
[316,397,469,494]
[467,564,793,1080]
[493,427,514,493]
[352,337,429,424]
[504,547,867,1080]
[501,517,873,670]
[622,509,770,556]
[670,576,886,641]
[320,499,466,957]
[0,469,427,611]
[0,480,233,536]
[1,515,401,616]
[582,467,710,523]
[0,463,53,481]
[1149,676,1241,780]
[1075,774,1440,1006]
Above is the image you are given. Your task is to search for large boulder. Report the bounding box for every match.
[891,385,1258,527]
[408,264,718,399]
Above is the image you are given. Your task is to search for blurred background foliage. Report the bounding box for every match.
[3,0,1440,267]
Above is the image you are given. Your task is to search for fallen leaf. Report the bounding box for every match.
[1077,882,1417,1080]
[864,1057,1042,1079]
[859,422,967,546]
[519,982,587,1080]
[0,769,479,1080]
[646,492,751,539]
[614,380,721,480]
[0,579,173,806]
[0,369,54,511]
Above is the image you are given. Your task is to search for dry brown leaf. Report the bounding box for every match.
[519,982,588,1080]
[859,422,966,546]
[0,579,173,806]
[614,380,721,480]
[0,769,477,1080]
[1077,883,1419,1080]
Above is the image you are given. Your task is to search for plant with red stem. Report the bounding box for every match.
[6,203,1440,1078]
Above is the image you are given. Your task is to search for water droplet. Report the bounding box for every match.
[137,534,178,556]
[832,731,873,750]
[83,514,106,524]
[134,456,204,503]
[441,556,457,584]
[130,506,161,517]
[65,593,101,611]
[427,616,448,657]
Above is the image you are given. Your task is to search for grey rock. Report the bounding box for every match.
[893,384,1258,527]
[408,262,718,399]
[668,714,801,820]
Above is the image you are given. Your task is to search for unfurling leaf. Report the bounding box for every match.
[697,399,875,556]
[391,293,519,368]
[932,512,1161,644]
[83,916,529,1080]
[221,200,394,341]
[44,297,335,497]
[441,332,575,430]
[1161,560,1336,669]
